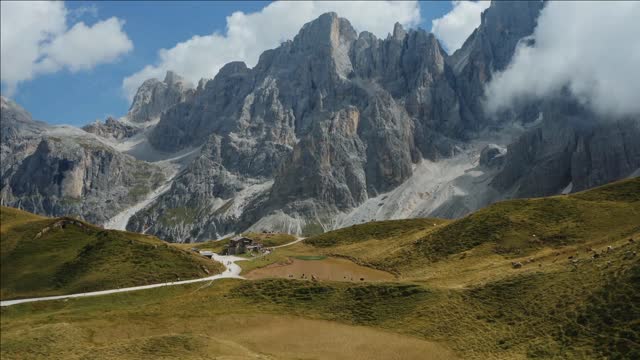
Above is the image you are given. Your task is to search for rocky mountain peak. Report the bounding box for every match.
[3,6,638,243]
[1,96,30,119]
[163,70,185,87]
[392,22,407,41]
[127,70,190,123]
[292,12,358,73]
[0,96,42,137]
[294,12,357,47]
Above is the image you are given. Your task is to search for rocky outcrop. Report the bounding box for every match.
[133,13,466,240]
[129,7,639,241]
[127,138,269,241]
[449,0,545,125]
[82,117,141,140]
[1,97,48,200]
[1,134,166,225]
[33,218,90,239]
[492,101,640,197]
[479,144,506,168]
[127,71,192,123]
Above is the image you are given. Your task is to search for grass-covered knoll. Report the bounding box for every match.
[0,206,223,300]
[572,176,640,202]
[2,238,637,360]
[411,177,640,265]
[178,238,229,253]
[288,178,639,278]
[305,218,448,247]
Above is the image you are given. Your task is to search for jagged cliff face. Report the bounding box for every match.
[130,12,468,240]
[0,98,166,224]
[493,102,640,197]
[449,0,545,125]
[1,97,45,186]
[82,117,141,140]
[127,71,192,124]
[5,137,166,224]
[127,5,638,241]
[2,2,638,242]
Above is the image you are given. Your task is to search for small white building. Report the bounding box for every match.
[199,250,214,258]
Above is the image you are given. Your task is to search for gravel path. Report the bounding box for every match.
[0,253,245,307]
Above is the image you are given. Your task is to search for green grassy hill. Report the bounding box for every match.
[305,218,449,247]
[2,237,637,359]
[1,178,639,360]
[305,177,640,274]
[0,206,224,300]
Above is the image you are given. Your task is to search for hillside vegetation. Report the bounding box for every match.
[1,178,638,359]
[1,237,637,359]
[0,206,223,300]
[305,177,640,274]
[305,218,449,247]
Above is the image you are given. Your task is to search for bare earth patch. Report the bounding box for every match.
[245,257,395,282]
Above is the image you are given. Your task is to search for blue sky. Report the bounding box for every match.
[2,1,458,126]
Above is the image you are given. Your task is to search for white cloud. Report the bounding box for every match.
[431,1,490,53]
[0,1,132,96]
[41,18,133,72]
[122,1,421,100]
[68,4,99,21]
[485,1,640,118]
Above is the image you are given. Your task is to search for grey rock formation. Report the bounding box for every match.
[82,117,141,140]
[493,102,640,197]
[1,97,47,197]
[479,144,506,168]
[127,71,192,123]
[131,13,466,240]
[1,97,166,224]
[3,136,166,224]
[3,3,638,242]
[449,0,545,125]
[128,138,250,241]
[130,7,638,241]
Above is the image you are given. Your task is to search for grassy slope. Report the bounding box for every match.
[305,177,640,274]
[0,206,224,300]
[2,178,639,359]
[410,178,640,262]
[1,239,637,359]
[305,218,449,247]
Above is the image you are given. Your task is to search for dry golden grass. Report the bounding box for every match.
[2,178,639,359]
[2,296,456,360]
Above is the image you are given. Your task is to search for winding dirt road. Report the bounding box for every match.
[0,253,245,307]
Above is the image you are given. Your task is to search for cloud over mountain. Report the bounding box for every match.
[431,1,490,53]
[485,1,640,117]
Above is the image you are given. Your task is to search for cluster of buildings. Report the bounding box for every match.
[223,236,264,255]
[192,235,267,258]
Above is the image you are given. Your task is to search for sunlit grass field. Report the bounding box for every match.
[1,178,639,359]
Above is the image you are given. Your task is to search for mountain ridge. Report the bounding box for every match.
[1,2,638,242]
